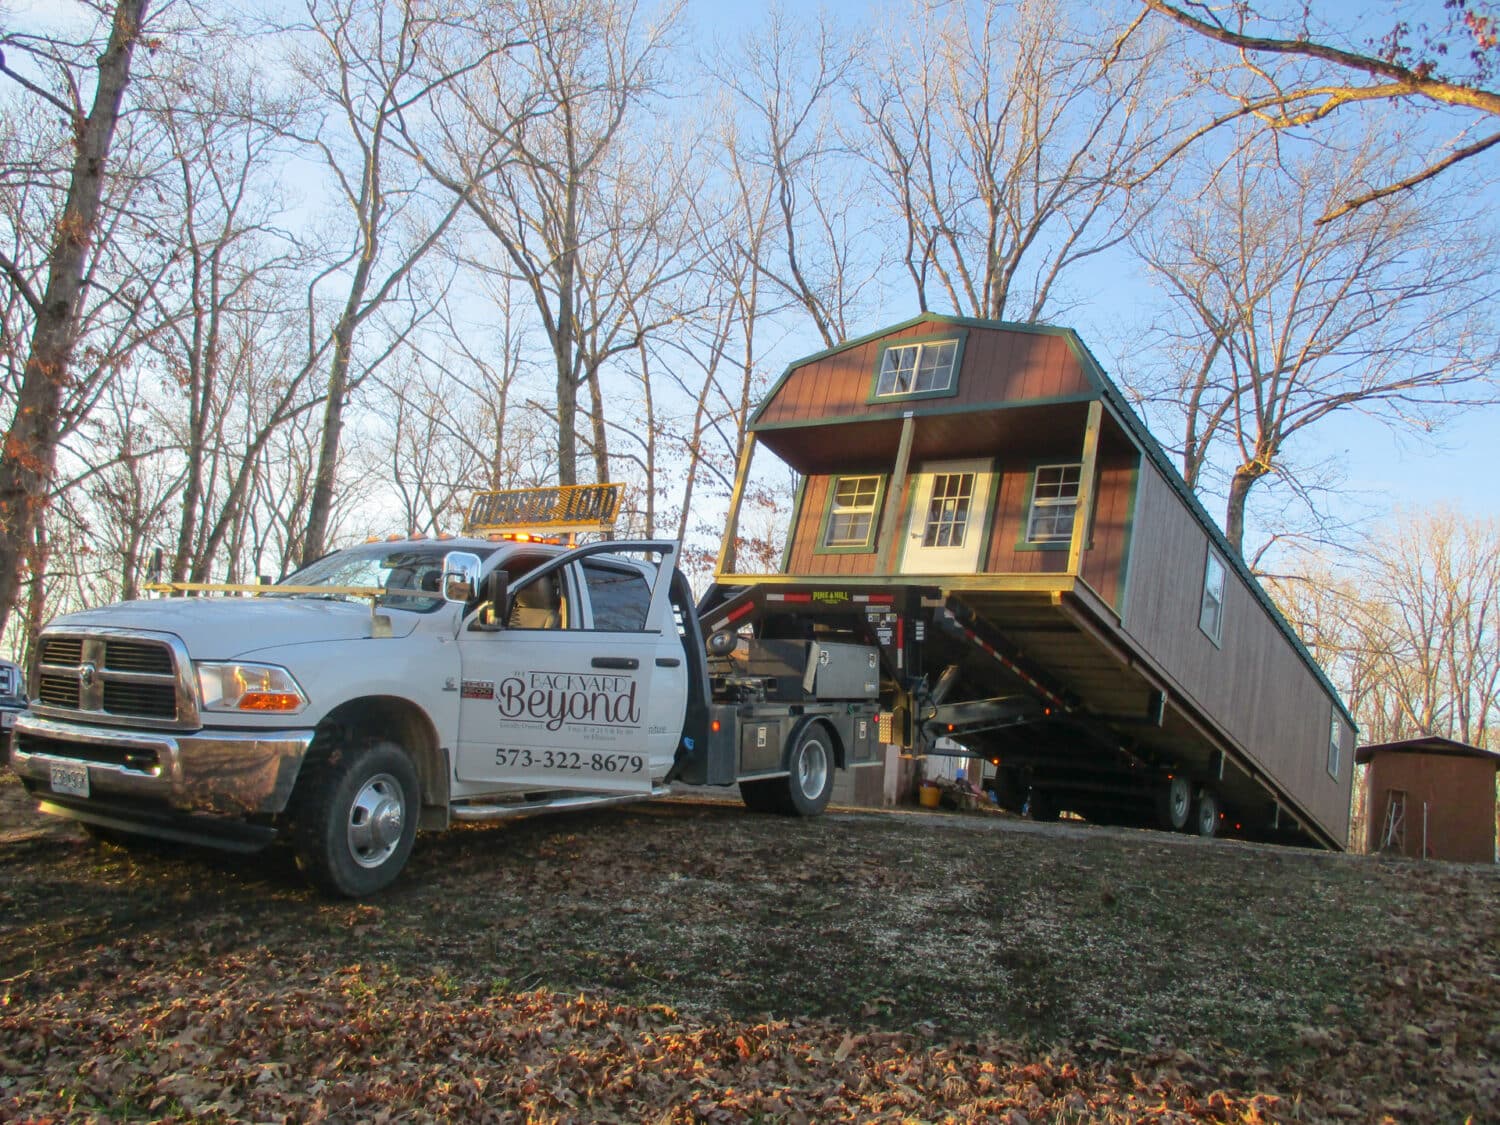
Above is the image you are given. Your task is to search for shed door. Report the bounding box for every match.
[900,459,993,574]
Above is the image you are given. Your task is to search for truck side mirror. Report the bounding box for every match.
[441,551,483,604]
[482,568,509,618]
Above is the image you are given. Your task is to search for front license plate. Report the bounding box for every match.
[50,761,90,798]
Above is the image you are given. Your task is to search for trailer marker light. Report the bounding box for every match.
[711,719,721,733]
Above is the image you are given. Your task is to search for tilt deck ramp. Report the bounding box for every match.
[701,572,1341,850]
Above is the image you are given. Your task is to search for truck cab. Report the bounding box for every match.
[10,531,700,896]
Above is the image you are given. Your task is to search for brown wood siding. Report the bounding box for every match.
[1079,454,1135,610]
[784,475,879,577]
[757,323,1093,429]
[1122,464,1351,841]
[1363,753,1498,863]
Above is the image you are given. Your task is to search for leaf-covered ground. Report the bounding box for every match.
[0,773,1496,1122]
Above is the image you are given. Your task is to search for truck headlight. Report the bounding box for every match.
[195,662,308,713]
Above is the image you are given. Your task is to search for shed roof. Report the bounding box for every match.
[1355,737,1500,767]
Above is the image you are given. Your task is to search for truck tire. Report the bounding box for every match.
[785,723,835,816]
[291,739,419,897]
[1194,788,1221,838]
[739,777,790,814]
[1161,775,1193,831]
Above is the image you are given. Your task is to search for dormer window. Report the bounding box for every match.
[874,339,959,398]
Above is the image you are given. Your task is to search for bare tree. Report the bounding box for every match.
[0,0,152,635]
[414,0,686,486]
[1132,136,1500,553]
[1271,509,1500,750]
[288,0,475,564]
[711,6,873,348]
[852,0,1174,322]
[1140,0,1500,221]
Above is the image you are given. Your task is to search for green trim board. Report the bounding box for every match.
[1113,464,1141,618]
[780,475,807,572]
[750,391,1098,434]
[865,329,969,404]
[812,473,888,555]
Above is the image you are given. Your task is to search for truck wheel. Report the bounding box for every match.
[785,724,834,817]
[292,739,419,897]
[1194,788,1221,838]
[1161,775,1193,831]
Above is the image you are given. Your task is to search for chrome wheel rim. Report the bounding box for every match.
[797,738,829,800]
[348,772,406,868]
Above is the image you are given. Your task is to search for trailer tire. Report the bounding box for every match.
[739,777,790,815]
[1025,789,1059,822]
[785,724,835,817]
[1194,788,1221,838]
[1161,775,1193,831]
[291,739,419,898]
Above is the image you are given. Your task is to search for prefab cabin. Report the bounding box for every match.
[708,314,1354,849]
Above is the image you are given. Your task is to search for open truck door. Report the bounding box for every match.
[454,541,688,794]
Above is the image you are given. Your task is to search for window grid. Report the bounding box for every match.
[875,340,958,397]
[921,473,975,548]
[824,476,882,548]
[1026,464,1082,543]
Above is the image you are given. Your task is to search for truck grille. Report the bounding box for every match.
[34,629,193,728]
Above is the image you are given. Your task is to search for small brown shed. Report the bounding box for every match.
[1357,738,1500,863]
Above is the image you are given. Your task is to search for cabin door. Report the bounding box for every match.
[899,459,993,574]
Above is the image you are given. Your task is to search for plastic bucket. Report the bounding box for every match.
[918,784,941,809]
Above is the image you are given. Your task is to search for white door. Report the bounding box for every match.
[900,459,993,574]
[455,558,673,794]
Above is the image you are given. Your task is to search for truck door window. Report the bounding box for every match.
[582,561,651,631]
[508,572,567,630]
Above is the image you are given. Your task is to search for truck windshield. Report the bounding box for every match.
[277,543,495,613]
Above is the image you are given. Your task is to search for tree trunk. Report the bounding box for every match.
[301,314,358,564]
[0,0,149,634]
[1224,464,1266,556]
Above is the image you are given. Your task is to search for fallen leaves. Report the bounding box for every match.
[0,775,1497,1121]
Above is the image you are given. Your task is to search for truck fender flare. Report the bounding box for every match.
[784,715,845,771]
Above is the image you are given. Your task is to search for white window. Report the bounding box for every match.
[1026,464,1082,543]
[1327,714,1342,779]
[823,476,882,549]
[1199,548,1227,644]
[875,339,958,397]
[921,472,975,547]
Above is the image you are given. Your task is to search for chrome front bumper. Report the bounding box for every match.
[9,713,314,817]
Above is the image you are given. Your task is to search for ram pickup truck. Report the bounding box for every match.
[9,532,881,896]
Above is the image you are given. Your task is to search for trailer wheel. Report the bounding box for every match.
[1161,775,1193,831]
[291,739,419,897]
[785,724,835,816]
[739,778,790,815]
[1194,788,1221,838]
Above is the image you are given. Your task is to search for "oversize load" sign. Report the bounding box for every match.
[466,483,622,534]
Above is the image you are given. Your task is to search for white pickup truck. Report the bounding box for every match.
[10,532,881,896]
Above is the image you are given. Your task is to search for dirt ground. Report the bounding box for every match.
[0,772,1496,1123]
